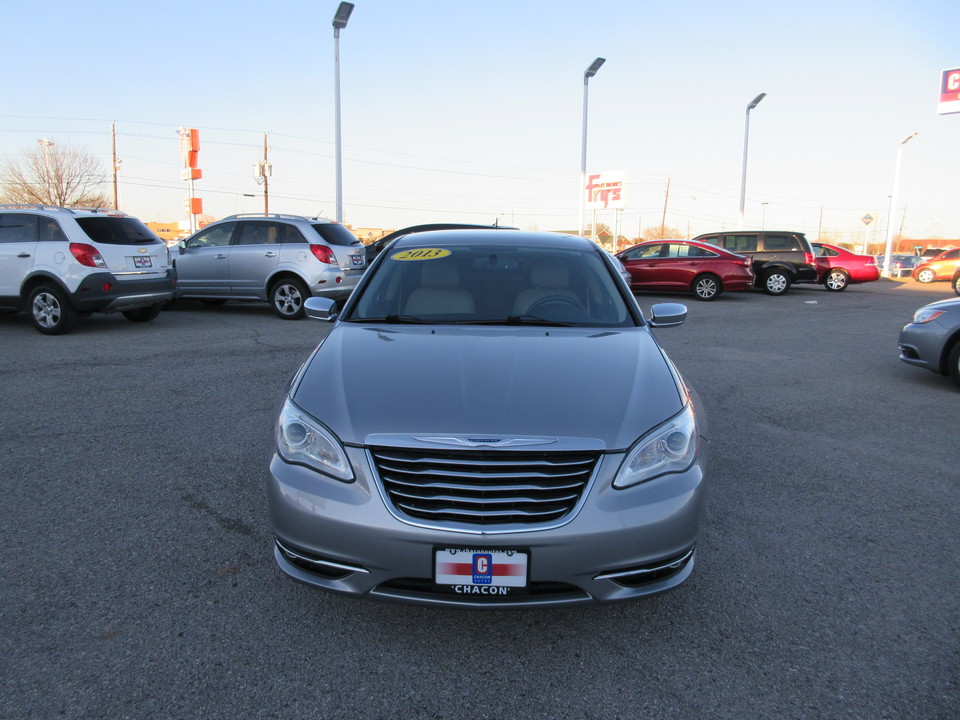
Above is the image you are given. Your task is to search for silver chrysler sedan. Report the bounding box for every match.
[267,229,708,607]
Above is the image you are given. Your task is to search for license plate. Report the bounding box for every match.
[133,257,153,268]
[434,548,528,595]
[351,255,365,267]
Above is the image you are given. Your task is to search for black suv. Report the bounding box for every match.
[691,230,818,295]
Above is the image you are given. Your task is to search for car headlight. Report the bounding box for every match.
[613,403,698,489]
[913,307,945,324]
[276,398,353,482]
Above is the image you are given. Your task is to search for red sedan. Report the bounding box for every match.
[616,240,754,300]
[811,243,880,291]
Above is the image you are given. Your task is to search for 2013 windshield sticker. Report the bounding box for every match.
[391,248,452,261]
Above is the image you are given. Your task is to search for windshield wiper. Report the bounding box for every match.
[350,315,436,324]
[503,315,574,327]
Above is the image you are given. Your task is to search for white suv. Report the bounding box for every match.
[172,214,366,319]
[0,205,175,334]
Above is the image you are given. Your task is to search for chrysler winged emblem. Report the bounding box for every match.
[413,436,557,448]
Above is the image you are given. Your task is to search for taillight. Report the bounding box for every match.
[310,244,336,265]
[69,243,107,268]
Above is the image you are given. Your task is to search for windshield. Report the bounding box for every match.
[311,223,362,246]
[347,244,637,327]
[76,217,162,245]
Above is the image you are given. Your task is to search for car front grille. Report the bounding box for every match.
[370,447,598,526]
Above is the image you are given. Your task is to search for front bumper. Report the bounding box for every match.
[898,322,947,375]
[267,444,707,608]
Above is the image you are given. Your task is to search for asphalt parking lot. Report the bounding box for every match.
[2,278,957,720]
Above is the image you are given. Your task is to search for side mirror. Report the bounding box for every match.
[648,302,687,328]
[177,241,186,255]
[304,297,338,322]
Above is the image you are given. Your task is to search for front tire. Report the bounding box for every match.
[692,273,722,301]
[948,342,960,390]
[915,269,936,283]
[763,270,791,296]
[824,270,849,292]
[123,305,162,323]
[270,278,308,320]
[952,273,960,296]
[28,284,78,335]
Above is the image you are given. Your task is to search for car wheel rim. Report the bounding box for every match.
[767,275,787,293]
[696,280,717,298]
[826,273,846,290]
[274,285,302,315]
[32,292,61,328]
[918,270,934,283]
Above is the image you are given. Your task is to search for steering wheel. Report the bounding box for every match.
[526,294,582,314]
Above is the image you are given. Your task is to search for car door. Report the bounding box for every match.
[228,221,284,296]
[617,243,666,288]
[933,248,960,277]
[657,243,709,288]
[0,213,39,300]
[175,222,236,295]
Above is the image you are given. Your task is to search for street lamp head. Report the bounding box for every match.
[900,132,918,145]
[747,92,766,110]
[332,2,354,30]
[584,58,606,78]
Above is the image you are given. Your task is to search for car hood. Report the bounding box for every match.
[291,324,685,450]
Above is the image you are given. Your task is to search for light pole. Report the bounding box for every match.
[37,138,55,203]
[578,57,605,238]
[881,132,917,276]
[738,92,766,229]
[761,201,768,230]
[332,2,354,224]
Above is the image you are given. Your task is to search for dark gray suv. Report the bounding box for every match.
[173,213,366,319]
[691,231,818,295]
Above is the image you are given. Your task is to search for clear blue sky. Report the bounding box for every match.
[2,0,958,244]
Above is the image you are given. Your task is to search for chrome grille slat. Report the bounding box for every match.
[388,490,581,506]
[382,477,587,493]
[372,447,598,526]
[378,464,589,481]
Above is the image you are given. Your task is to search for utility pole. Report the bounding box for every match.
[254,132,272,214]
[262,132,269,214]
[111,123,120,210]
[660,177,671,236]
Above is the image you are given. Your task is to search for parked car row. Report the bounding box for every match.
[614,231,882,300]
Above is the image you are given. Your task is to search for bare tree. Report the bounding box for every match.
[642,225,682,240]
[0,142,110,208]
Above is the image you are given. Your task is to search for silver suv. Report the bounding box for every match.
[172,214,366,319]
[0,205,175,334]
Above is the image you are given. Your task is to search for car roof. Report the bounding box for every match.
[389,229,594,251]
[0,204,130,219]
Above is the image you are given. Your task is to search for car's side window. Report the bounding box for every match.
[667,243,717,258]
[638,244,665,259]
[723,234,757,252]
[0,213,38,243]
[186,223,235,248]
[279,224,306,244]
[39,218,68,243]
[944,249,960,260]
[764,234,799,251]
[235,221,280,246]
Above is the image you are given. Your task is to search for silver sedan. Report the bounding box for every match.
[267,229,708,607]
[898,296,960,389]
